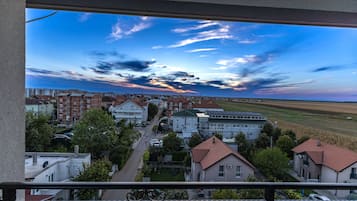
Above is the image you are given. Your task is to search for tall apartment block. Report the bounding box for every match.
[56,93,102,126]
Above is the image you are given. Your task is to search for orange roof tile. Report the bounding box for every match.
[292,139,357,172]
[192,136,255,170]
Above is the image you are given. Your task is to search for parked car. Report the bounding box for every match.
[308,194,330,201]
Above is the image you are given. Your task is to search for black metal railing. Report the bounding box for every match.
[1,181,357,201]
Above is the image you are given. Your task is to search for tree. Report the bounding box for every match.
[297,135,310,145]
[214,132,223,140]
[212,189,239,199]
[276,135,295,158]
[253,147,290,180]
[283,129,296,141]
[163,132,182,152]
[262,122,274,136]
[235,132,250,159]
[148,103,158,121]
[255,133,270,149]
[72,109,118,159]
[74,160,111,200]
[26,112,54,151]
[188,133,202,148]
[272,127,282,144]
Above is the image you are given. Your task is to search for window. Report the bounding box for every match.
[236,166,241,177]
[218,165,224,177]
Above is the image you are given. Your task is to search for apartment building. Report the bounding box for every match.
[56,93,102,125]
[293,139,357,197]
[172,110,266,140]
[166,97,192,116]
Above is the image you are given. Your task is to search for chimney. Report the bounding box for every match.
[212,137,216,144]
[33,153,38,166]
[74,145,79,155]
[316,140,321,147]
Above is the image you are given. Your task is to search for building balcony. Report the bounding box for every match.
[1,181,357,201]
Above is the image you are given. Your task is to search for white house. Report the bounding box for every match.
[25,151,91,200]
[293,139,357,198]
[191,136,255,197]
[25,98,54,116]
[171,110,199,133]
[109,99,148,124]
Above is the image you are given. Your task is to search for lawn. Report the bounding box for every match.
[149,168,185,181]
[216,100,357,151]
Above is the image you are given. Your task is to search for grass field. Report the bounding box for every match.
[216,100,357,151]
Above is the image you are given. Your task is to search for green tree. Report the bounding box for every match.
[188,133,202,148]
[276,135,295,158]
[74,160,111,200]
[163,132,182,152]
[148,103,158,121]
[235,132,250,159]
[272,127,282,144]
[253,147,290,180]
[297,135,310,145]
[283,129,297,141]
[262,122,274,136]
[214,132,223,140]
[255,133,270,149]
[26,112,54,151]
[72,109,118,159]
[212,189,239,199]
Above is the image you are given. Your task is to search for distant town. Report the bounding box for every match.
[23,88,357,201]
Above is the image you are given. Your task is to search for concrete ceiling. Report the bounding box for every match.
[172,0,357,13]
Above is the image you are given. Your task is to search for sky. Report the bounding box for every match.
[26,9,357,101]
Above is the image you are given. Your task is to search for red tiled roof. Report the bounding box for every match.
[192,136,255,170]
[292,139,357,172]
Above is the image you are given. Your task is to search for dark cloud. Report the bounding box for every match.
[240,66,267,78]
[171,71,195,78]
[26,68,61,76]
[311,65,343,73]
[89,50,125,59]
[61,70,84,77]
[206,80,226,86]
[87,59,156,75]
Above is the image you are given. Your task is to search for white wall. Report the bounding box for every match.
[110,101,146,124]
[0,0,25,200]
[172,116,198,132]
[208,122,263,139]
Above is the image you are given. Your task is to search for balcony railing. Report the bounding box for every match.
[1,181,357,201]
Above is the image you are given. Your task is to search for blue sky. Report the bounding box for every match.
[26,9,357,101]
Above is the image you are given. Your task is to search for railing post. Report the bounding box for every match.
[2,188,16,201]
[264,187,275,201]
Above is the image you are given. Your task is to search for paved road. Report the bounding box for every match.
[102,109,162,200]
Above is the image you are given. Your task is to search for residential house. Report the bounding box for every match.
[166,97,192,116]
[109,99,148,125]
[292,139,357,197]
[25,150,91,200]
[191,136,255,197]
[172,110,199,140]
[25,98,55,117]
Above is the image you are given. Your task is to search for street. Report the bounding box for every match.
[101,109,162,200]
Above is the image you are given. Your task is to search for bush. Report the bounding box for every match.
[212,189,239,199]
[171,151,188,161]
[284,190,302,199]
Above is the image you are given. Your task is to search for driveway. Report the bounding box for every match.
[102,109,162,200]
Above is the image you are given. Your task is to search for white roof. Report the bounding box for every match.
[196,113,209,118]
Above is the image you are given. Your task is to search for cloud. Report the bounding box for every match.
[89,50,125,59]
[26,68,61,76]
[311,65,343,72]
[88,59,156,74]
[216,55,259,68]
[172,20,219,33]
[186,48,216,53]
[169,21,232,48]
[110,19,151,41]
[152,45,163,50]
[79,13,92,22]
[238,39,257,44]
